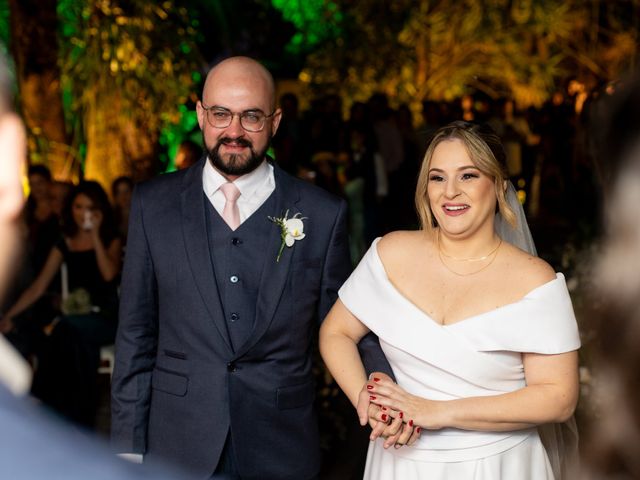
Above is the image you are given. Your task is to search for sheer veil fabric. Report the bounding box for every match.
[495,181,579,480]
[494,182,537,256]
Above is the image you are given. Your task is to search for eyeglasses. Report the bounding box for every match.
[201,104,276,132]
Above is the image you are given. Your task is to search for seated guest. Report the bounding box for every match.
[1,181,121,427]
[111,175,134,245]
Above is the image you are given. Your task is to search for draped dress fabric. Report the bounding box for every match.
[339,239,581,480]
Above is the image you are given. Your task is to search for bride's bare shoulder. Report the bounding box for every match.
[377,230,433,266]
[501,241,557,288]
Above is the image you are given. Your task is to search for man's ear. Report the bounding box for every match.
[195,101,205,131]
[270,108,283,137]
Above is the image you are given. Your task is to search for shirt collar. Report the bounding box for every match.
[203,157,273,199]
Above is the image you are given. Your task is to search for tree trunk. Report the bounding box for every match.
[9,0,72,180]
[83,92,159,190]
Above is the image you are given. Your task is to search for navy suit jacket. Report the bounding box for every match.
[111,160,390,479]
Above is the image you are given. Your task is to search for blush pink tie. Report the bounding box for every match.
[219,182,241,230]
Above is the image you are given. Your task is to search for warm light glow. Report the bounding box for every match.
[298,71,312,83]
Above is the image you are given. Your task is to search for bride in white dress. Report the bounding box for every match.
[320,121,580,479]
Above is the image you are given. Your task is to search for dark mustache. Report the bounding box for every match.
[220,137,252,148]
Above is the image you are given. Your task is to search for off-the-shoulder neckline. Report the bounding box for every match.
[370,238,563,328]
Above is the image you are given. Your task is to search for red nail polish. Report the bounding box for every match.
[369,395,376,400]
[399,412,403,419]
[381,414,387,421]
[367,385,373,390]
[381,407,387,411]
[416,427,421,433]
[373,377,380,382]
[409,420,414,427]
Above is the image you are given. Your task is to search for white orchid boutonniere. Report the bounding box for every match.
[268,210,306,262]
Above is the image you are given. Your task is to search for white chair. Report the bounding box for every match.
[98,344,115,377]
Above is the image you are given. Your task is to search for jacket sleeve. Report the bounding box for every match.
[110,185,158,454]
[318,199,394,378]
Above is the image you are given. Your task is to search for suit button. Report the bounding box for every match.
[232,238,242,245]
[230,275,239,284]
[230,312,239,322]
[227,362,236,372]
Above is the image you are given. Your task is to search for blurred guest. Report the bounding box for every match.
[308,93,344,155]
[174,139,201,170]
[342,154,366,264]
[0,46,191,480]
[395,104,421,229]
[311,150,343,197]
[581,73,640,480]
[50,180,74,219]
[345,102,386,244]
[25,164,59,273]
[272,92,303,174]
[2,166,63,357]
[368,93,404,233]
[111,175,134,244]
[1,181,121,427]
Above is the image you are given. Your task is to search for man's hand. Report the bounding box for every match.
[356,372,421,448]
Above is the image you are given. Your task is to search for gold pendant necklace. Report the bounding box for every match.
[437,234,502,276]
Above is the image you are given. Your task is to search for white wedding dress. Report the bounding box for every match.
[339,239,581,480]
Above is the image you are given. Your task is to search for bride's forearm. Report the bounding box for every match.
[433,383,575,432]
[319,330,368,407]
[320,299,373,407]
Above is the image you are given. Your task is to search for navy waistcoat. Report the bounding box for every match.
[205,192,276,351]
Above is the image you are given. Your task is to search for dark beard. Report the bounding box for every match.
[205,135,267,177]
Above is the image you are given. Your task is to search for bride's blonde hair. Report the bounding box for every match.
[415,121,516,233]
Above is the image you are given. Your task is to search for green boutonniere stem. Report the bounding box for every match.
[276,233,286,262]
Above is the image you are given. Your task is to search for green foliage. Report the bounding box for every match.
[296,0,639,109]
[159,105,200,172]
[0,0,9,49]
[271,0,342,55]
[58,0,203,136]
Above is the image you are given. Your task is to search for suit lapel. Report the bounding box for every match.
[235,165,300,357]
[180,158,233,353]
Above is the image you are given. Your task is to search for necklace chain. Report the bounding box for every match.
[437,234,502,276]
[438,234,503,262]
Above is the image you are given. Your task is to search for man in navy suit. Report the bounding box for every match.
[111,56,390,479]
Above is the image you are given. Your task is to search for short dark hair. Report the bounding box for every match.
[111,175,134,197]
[28,164,52,181]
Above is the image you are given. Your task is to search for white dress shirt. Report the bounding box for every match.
[202,158,275,225]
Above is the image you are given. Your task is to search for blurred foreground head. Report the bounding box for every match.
[585,73,640,478]
[0,51,26,300]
